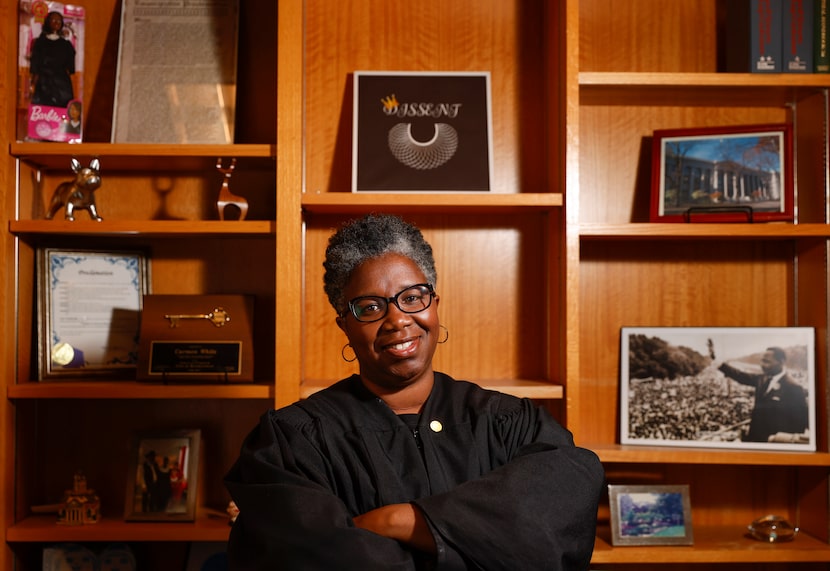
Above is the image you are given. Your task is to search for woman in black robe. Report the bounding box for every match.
[225,214,604,570]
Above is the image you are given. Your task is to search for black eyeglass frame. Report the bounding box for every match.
[342,283,436,322]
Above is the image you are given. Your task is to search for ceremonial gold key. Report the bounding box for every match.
[164,307,230,328]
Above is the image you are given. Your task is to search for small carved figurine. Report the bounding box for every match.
[216,157,248,221]
[46,157,103,221]
[57,471,100,525]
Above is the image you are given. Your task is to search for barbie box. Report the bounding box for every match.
[18,1,85,142]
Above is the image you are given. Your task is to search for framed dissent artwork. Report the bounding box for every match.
[650,124,793,223]
[608,485,693,546]
[352,71,493,192]
[37,248,150,380]
[125,429,200,522]
[620,327,815,452]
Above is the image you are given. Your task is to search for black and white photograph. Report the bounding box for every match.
[621,327,815,451]
[608,485,693,546]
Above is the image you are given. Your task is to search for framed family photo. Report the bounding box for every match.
[608,485,693,546]
[620,327,815,452]
[352,71,493,192]
[650,124,793,223]
[125,429,200,522]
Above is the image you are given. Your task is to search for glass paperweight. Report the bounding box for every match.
[747,514,799,543]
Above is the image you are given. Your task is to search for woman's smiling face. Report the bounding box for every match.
[337,252,440,392]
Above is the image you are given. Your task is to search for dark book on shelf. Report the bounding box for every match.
[815,0,830,71]
[719,0,783,73]
[755,0,785,71]
[783,0,814,72]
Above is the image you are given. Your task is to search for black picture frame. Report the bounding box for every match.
[352,71,493,192]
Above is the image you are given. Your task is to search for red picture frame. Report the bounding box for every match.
[650,124,793,223]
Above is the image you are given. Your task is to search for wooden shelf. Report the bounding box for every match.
[301,378,564,400]
[7,381,272,400]
[591,525,830,564]
[579,72,830,107]
[7,513,231,543]
[9,220,274,237]
[590,444,830,467]
[302,192,562,214]
[579,223,830,240]
[9,142,275,171]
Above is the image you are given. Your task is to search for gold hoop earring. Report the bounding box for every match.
[341,343,357,362]
[438,325,449,344]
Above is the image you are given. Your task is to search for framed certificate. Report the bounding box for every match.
[37,248,150,379]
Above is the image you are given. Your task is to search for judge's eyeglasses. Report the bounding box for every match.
[343,283,435,322]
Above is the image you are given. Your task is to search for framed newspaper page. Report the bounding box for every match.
[111,0,239,143]
[352,71,493,192]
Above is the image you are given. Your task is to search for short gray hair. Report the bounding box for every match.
[323,214,437,314]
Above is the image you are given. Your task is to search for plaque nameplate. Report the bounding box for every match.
[148,341,242,376]
[138,294,253,382]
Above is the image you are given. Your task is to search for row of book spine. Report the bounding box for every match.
[762,0,826,72]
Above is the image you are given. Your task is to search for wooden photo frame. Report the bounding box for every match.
[621,327,816,451]
[650,124,793,223]
[352,71,493,192]
[37,248,150,380]
[609,485,693,546]
[125,429,200,522]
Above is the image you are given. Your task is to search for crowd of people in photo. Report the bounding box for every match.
[628,369,756,442]
[627,365,811,442]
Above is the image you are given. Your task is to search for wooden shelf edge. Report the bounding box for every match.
[301,378,563,400]
[9,142,275,171]
[579,222,830,240]
[587,443,830,467]
[8,381,273,400]
[302,192,562,213]
[7,512,231,543]
[10,220,275,236]
[591,525,830,564]
[579,71,830,88]
[9,142,275,158]
[578,72,829,107]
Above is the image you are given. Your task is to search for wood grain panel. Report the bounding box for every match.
[303,0,548,195]
[579,0,718,73]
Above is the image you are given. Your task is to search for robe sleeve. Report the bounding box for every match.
[224,411,421,571]
[413,404,604,571]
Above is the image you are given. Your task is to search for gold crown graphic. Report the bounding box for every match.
[381,94,399,111]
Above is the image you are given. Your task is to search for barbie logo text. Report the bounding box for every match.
[29,106,64,123]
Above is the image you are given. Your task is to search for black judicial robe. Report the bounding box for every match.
[225,372,604,570]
